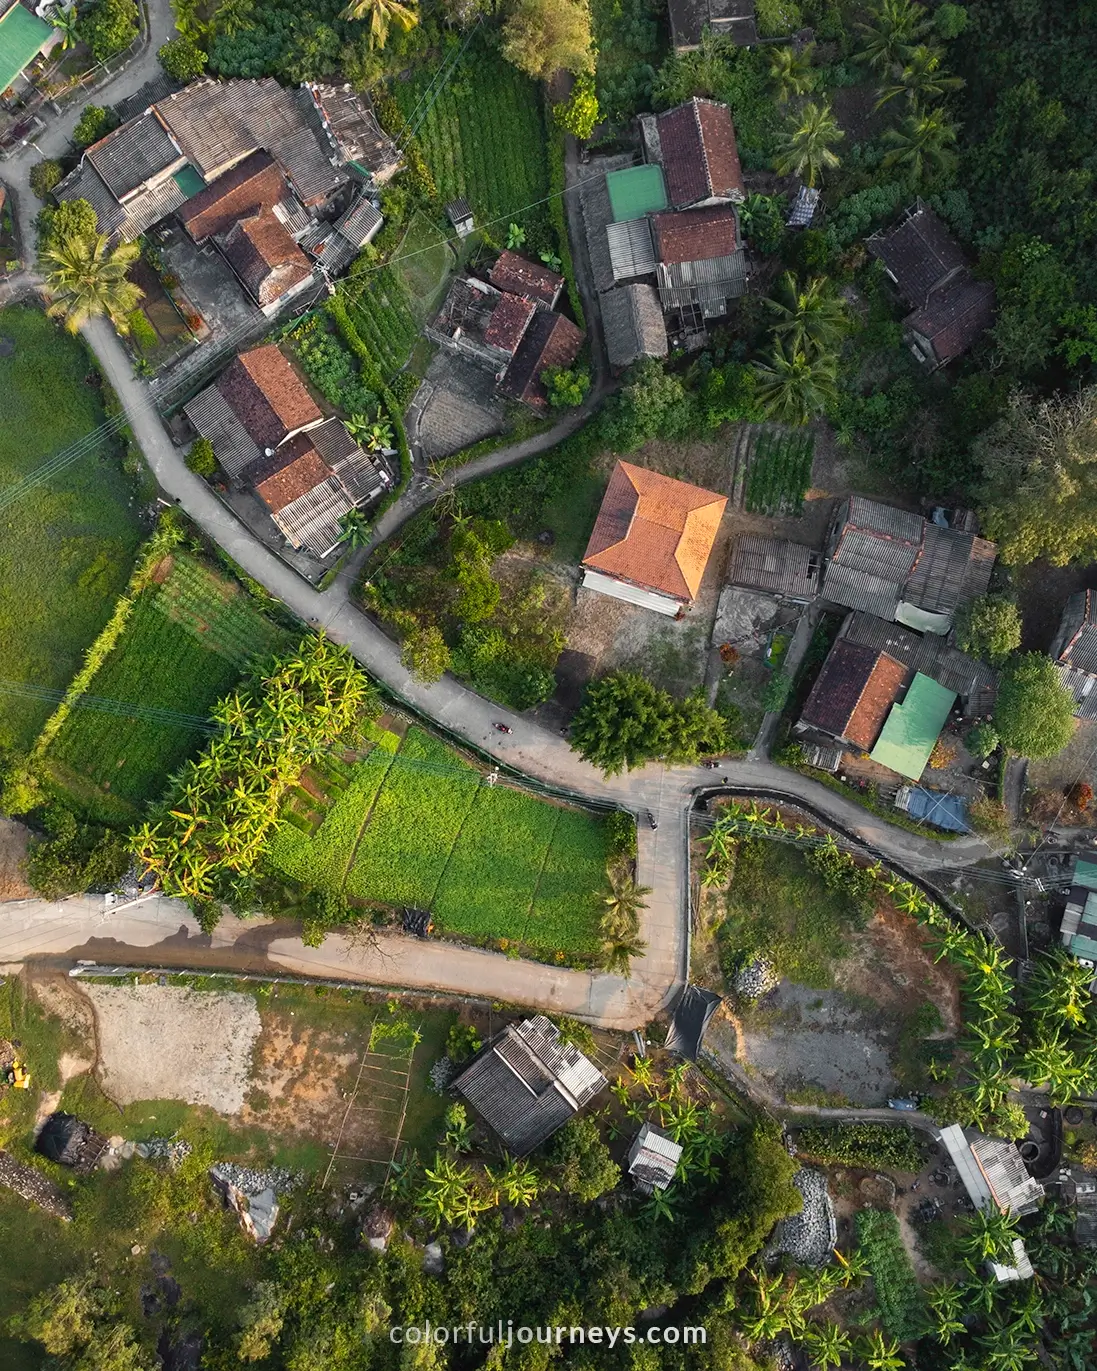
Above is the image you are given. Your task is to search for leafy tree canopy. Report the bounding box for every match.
[954,594,1022,664]
[570,671,730,775]
[77,0,139,60]
[993,652,1076,759]
[158,34,208,81]
[502,0,594,80]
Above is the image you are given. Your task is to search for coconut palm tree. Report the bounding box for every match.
[856,0,930,72]
[774,101,844,186]
[602,867,651,933]
[41,231,144,334]
[602,929,648,978]
[339,0,418,47]
[881,105,959,183]
[213,0,255,37]
[801,1321,853,1371]
[753,339,839,425]
[768,44,816,103]
[875,43,965,108]
[766,271,849,354]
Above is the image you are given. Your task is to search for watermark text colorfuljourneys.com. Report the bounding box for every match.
[389,1323,707,1348]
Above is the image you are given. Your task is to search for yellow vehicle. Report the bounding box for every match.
[11,1060,30,1089]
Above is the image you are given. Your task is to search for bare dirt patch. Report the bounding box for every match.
[83,984,261,1115]
[241,1012,359,1147]
[29,974,96,1040]
[0,818,31,900]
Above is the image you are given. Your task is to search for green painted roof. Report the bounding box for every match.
[606,164,668,222]
[0,2,52,96]
[1074,858,1097,892]
[1068,932,1097,960]
[869,673,956,781]
[172,164,207,199]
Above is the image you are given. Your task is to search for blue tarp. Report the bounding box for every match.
[899,787,971,833]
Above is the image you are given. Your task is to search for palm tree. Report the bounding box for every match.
[602,929,648,978]
[486,1155,541,1208]
[41,231,144,334]
[339,0,417,48]
[768,44,816,103]
[774,101,844,186]
[602,867,651,934]
[858,1329,905,1371]
[856,0,930,72]
[927,1281,966,1345]
[881,106,959,183]
[960,1206,1020,1268]
[50,5,81,50]
[753,339,838,425]
[801,1321,853,1371]
[766,272,849,354]
[875,43,965,108]
[212,0,255,36]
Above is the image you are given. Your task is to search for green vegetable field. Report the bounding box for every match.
[269,727,609,963]
[44,555,289,812]
[744,428,816,516]
[341,264,419,378]
[393,49,554,252]
[0,305,143,750]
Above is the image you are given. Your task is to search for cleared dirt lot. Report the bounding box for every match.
[83,984,261,1114]
[0,819,31,900]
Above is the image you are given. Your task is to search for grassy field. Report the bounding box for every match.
[0,306,143,751]
[44,553,289,813]
[393,212,456,320]
[394,47,554,252]
[269,726,610,963]
[717,838,863,987]
[745,428,816,516]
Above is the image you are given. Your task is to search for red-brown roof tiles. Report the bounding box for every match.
[483,291,535,354]
[801,639,910,749]
[582,460,727,602]
[215,344,323,451]
[657,98,744,208]
[253,438,334,514]
[652,206,739,264]
[219,209,313,308]
[177,149,289,242]
[499,311,584,410]
[488,250,564,307]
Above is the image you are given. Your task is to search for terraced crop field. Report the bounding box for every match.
[268,727,610,963]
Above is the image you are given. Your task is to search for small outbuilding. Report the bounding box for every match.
[453,1016,606,1157]
[628,1122,682,1194]
[35,1113,108,1175]
[445,198,475,238]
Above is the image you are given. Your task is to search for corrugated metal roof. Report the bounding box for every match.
[843,612,997,714]
[971,1135,1044,1215]
[938,1124,994,1208]
[657,250,748,311]
[55,161,126,236]
[822,560,902,619]
[608,218,656,281]
[895,786,971,833]
[628,1122,682,1189]
[87,111,182,201]
[600,284,668,367]
[183,385,262,478]
[116,175,187,240]
[1073,859,1097,892]
[989,1238,1034,1283]
[787,185,820,227]
[271,474,351,557]
[1055,663,1097,719]
[869,672,956,780]
[0,1,52,97]
[578,157,635,293]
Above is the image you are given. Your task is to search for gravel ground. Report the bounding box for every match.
[84,984,262,1114]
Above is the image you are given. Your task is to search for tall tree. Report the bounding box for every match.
[501,0,594,79]
[856,0,930,72]
[881,105,959,182]
[978,386,1097,565]
[774,100,844,186]
[953,594,1022,665]
[339,0,418,47]
[768,43,815,103]
[875,43,964,108]
[753,339,838,425]
[40,231,143,335]
[993,652,1076,760]
[765,271,848,354]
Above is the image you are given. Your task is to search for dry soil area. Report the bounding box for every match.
[83,984,261,1114]
[0,818,31,899]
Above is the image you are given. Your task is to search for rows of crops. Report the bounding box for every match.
[342,265,418,378]
[394,52,553,250]
[744,428,816,516]
[268,727,609,962]
[46,558,287,808]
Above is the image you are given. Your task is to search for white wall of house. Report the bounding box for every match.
[580,569,682,616]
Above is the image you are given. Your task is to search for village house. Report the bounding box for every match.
[581,461,727,615]
[867,201,995,369]
[0,0,55,103]
[55,77,399,316]
[1049,589,1097,719]
[666,0,757,50]
[184,343,389,560]
[453,1016,606,1156]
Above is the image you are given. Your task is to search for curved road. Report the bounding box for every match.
[1,71,989,1025]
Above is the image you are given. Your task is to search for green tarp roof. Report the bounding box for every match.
[1068,932,1097,960]
[1073,858,1097,892]
[172,164,207,199]
[606,165,668,222]
[0,2,52,95]
[870,672,956,781]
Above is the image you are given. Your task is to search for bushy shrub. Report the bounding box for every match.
[72,105,114,148]
[549,1116,620,1201]
[186,437,217,478]
[158,35,207,82]
[29,160,63,198]
[77,0,139,61]
[796,1123,924,1171]
[604,809,637,859]
[126,308,158,354]
[446,1022,482,1065]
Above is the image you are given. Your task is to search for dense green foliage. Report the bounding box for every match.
[76,0,139,60]
[993,652,1077,760]
[796,1122,924,1172]
[269,725,613,962]
[24,803,130,899]
[0,307,142,755]
[158,34,208,81]
[856,1208,924,1342]
[71,105,115,149]
[953,594,1022,665]
[570,671,730,776]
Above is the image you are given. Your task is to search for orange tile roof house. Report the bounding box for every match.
[581,461,727,615]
